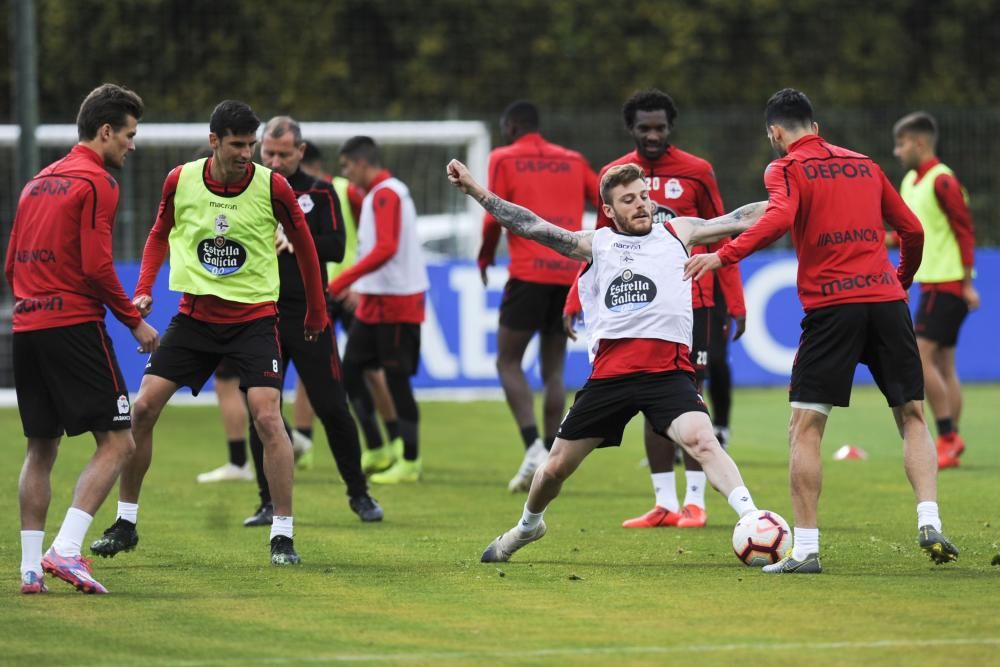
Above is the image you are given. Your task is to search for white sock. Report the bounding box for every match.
[518,504,544,533]
[726,486,757,517]
[117,501,139,524]
[792,527,819,560]
[651,472,679,512]
[51,507,94,558]
[917,501,941,531]
[270,515,294,540]
[683,471,707,509]
[20,530,44,576]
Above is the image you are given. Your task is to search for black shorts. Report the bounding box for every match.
[790,301,923,408]
[556,371,709,447]
[13,322,132,437]
[145,314,283,395]
[914,290,968,347]
[343,320,421,376]
[499,279,570,336]
[214,357,239,380]
[692,307,712,381]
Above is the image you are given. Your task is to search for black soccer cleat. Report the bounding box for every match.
[243,503,274,527]
[919,525,960,564]
[270,535,301,565]
[89,518,139,558]
[349,494,384,522]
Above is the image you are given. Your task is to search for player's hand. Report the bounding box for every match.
[446,159,479,195]
[275,225,294,255]
[563,311,580,341]
[963,283,981,311]
[336,289,359,313]
[133,294,153,317]
[684,252,722,281]
[131,320,159,353]
[304,328,320,342]
[731,316,746,341]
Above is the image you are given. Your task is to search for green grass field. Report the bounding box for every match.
[2,386,999,666]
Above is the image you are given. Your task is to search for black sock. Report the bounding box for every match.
[399,419,419,461]
[543,436,555,451]
[228,439,247,467]
[295,427,313,442]
[386,420,401,441]
[936,418,955,437]
[520,425,539,449]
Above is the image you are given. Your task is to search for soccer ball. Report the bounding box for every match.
[732,510,791,567]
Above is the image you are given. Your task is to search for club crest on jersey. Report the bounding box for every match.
[605,269,657,312]
[199,237,247,276]
[117,394,130,414]
[297,194,314,214]
[214,214,230,235]
[652,203,678,226]
[665,178,684,199]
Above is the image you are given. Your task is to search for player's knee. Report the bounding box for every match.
[131,396,162,431]
[684,429,720,463]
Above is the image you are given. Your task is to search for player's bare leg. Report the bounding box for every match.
[937,346,962,426]
[786,407,826,529]
[538,331,567,444]
[197,375,253,482]
[917,338,950,427]
[19,437,60,532]
[498,325,547,491]
[666,412,754,507]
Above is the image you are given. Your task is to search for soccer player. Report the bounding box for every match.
[477,100,600,492]
[892,111,978,470]
[686,89,960,573]
[447,158,766,563]
[89,100,329,566]
[8,83,158,594]
[241,116,383,526]
[329,137,429,483]
[564,89,746,529]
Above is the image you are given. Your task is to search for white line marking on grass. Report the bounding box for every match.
[143,637,1000,666]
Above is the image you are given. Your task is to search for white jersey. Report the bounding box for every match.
[354,177,429,295]
[578,223,692,362]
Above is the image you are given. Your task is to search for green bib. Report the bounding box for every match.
[169,159,279,303]
[900,163,966,283]
[328,176,358,279]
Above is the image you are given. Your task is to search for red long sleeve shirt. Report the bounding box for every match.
[327,170,424,324]
[478,133,600,286]
[6,144,142,332]
[914,157,975,297]
[136,159,328,331]
[717,134,923,311]
[564,147,746,316]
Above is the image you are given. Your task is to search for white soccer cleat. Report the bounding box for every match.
[291,430,313,458]
[196,462,254,483]
[480,521,547,563]
[507,440,548,492]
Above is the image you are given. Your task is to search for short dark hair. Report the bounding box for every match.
[765,88,814,129]
[622,89,678,130]
[263,115,303,145]
[600,163,645,205]
[76,83,144,141]
[339,136,380,166]
[893,111,938,141]
[501,100,539,131]
[302,139,323,164]
[209,100,260,138]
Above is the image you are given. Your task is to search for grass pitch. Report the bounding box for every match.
[2,386,999,666]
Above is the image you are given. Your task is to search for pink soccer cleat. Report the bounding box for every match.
[41,547,108,594]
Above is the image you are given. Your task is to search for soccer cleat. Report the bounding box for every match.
[270,535,301,565]
[20,571,48,594]
[349,494,384,522]
[196,462,255,483]
[919,525,960,564]
[508,440,548,493]
[761,551,822,574]
[361,445,396,475]
[622,505,682,528]
[370,458,422,484]
[42,548,108,593]
[677,504,708,528]
[89,517,139,558]
[292,430,314,470]
[480,521,547,563]
[937,452,960,469]
[937,433,966,459]
[244,503,274,527]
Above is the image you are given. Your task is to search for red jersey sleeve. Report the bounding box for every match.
[934,172,975,269]
[717,162,797,265]
[80,173,142,328]
[272,173,328,332]
[709,239,746,318]
[328,188,402,295]
[136,167,181,298]
[881,170,924,289]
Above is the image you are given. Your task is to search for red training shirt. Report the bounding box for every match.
[717,134,923,311]
[478,133,599,286]
[6,144,142,332]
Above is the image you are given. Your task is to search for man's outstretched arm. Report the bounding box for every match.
[447,159,594,262]
[672,201,768,248]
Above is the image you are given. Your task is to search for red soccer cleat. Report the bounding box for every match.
[622,505,681,528]
[937,433,966,460]
[937,451,960,470]
[20,571,48,594]
[677,504,708,528]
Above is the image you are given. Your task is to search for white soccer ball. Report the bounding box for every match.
[732,510,791,567]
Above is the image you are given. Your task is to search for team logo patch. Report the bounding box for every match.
[198,237,247,276]
[605,269,657,312]
[117,394,130,414]
[652,203,678,226]
[665,178,684,199]
[297,194,314,214]
[214,214,230,235]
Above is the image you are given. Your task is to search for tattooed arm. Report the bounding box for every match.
[447,159,594,261]
[670,201,768,249]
